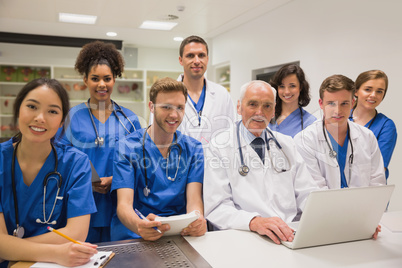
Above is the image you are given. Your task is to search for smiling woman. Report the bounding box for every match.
[268,64,316,138]
[56,41,142,243]
[349,70,397,180]
[0,78,98,267]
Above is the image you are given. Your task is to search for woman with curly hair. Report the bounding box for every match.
[58,41,141,243]
[268,64,316,137]
[349,70,397,180]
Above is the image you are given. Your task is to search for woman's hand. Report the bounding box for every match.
[54,242,98,267]
[92,176,112,194]
[136,213,169,241]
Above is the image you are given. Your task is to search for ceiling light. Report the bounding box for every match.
[106,32,117,37]
[173,37,184,42]
[59,13,97,24]
[139,20,178,31]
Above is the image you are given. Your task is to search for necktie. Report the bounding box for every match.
[251,137,265,163]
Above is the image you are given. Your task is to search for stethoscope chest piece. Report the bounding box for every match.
[238,165,249,176]
[95,136,104,146]
[329,150,337,158]
[143,186,150,197]
[13,225,24,238]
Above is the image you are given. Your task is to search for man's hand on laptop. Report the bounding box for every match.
[372,225,381,240]
[249,216,295,244]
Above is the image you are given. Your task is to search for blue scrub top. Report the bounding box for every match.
[328,131,349,188]
[188,83,206,125]
[0,138,96,238]
[110,128,204,241]
[269,107,316,138]
[57,102,141,228]
[349,111,397,179]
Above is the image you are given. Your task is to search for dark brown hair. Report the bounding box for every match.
[179,35,208,57]
[270,64,311,120]
[75,40,124,78]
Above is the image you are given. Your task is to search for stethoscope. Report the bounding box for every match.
[350,108,378,129]
[322,120,354,183]
[275,107,304,130]
[142,126,183,197]
[11,141,62,238]
[87,99,137,146]
[299,107,304,130]
[237,121,290,176]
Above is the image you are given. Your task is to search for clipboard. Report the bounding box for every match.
[90,161,101,183]
[29,251,114,268]
[99,252,115,268]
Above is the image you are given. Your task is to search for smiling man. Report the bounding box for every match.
[175,35,236,146]
[294,75,385,189]
[203,80,318,245]
[111,77,206,241]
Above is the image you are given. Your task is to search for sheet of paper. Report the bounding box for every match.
[155,211,199,236]
[30,251,113,268]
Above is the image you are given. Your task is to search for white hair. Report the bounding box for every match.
[239,80,276,102]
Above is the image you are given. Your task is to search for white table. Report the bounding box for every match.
[185,213,402,268]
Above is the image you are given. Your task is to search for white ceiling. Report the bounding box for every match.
[0,0,292,49]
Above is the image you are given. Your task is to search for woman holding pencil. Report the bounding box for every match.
[0,78,97,267]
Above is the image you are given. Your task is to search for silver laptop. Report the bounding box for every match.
[282,185,395,249]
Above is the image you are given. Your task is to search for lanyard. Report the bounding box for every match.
[188,83,206,126]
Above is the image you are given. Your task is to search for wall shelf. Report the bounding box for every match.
[0,63,182,138]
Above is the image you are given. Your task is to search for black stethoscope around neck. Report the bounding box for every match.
[322,119,354,168]
[86,99,136,146]
[299,106,304,130]
[11,141,62,238]
[276,106,304,130]
[350,108,378,129]
[142,126,183,197]
[237,121,290,176]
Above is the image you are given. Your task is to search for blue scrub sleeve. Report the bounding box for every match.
[112,141,136,191]
[186,145,204,184]
[377,119,397,170]
[66,154,97,218]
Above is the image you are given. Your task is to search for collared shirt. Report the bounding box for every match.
[239,121,266,145]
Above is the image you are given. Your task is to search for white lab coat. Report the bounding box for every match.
[177,74,236,146]
[203,123,320,231]
[148,75,236,146]
[294,120,386,189]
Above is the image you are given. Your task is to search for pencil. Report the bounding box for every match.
[47,226,81,244]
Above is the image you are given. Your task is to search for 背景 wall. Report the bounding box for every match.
[210,0,402,210]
